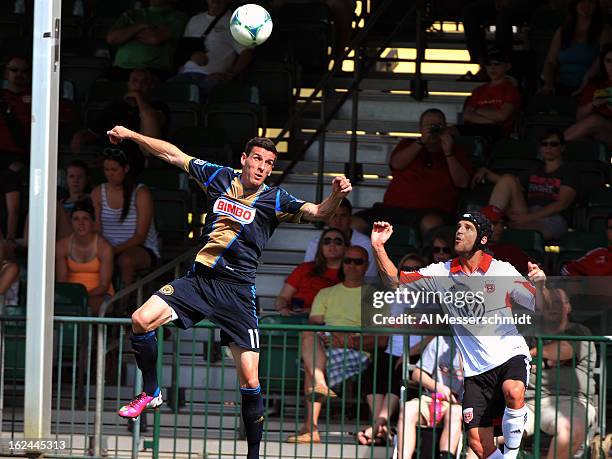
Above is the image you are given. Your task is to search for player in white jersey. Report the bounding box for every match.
[371,212,548,459]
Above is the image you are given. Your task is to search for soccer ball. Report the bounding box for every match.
[229,4,273,47]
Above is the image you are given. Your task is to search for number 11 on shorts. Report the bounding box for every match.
[248,329,260,349]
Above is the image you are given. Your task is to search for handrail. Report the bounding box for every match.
[272,0,420,187]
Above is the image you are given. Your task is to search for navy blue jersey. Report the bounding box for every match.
[183,155,310,283]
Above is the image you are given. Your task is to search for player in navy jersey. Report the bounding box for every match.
[106,125,352,459]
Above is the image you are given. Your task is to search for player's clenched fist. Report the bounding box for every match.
[331,176,352,196]
[107,125,134,145]
[527,261,546,284]
[371,221,393,248]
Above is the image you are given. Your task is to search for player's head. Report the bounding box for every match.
[240,137,277,189]
[70,199,95,236]
[454,212,492,257]
[328,199,353,234]
[339,245,369,283]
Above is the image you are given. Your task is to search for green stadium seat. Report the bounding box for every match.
[206,82,259,105]
[246,63,295,125]
[171,126,233,165]
[151,189,192,259]
[501,229,545,263]
[490,138,539,160]
[151,82,200,104]
[555,231,609,273]
[584,188,612,232]
[140,169,189,191]
[563,140,607,163]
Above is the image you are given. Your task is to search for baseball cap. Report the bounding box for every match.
[479,205,506,223]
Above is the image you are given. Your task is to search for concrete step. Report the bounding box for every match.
[302,132,396,164]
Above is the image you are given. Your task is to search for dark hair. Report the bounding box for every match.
[339,198,352,214]
[70,198,95,220]
[419,108,446,126]
[424,229,455,262]
[538,128,565,144]
[66,159,89,176]
[313,228,348,277]
[561,0,603,49]
[102,147,135,222]
[245,137,277,156]
[397,252,425,272]
[338,245,369,282]
[594,43,612,82]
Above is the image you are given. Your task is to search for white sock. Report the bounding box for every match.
[502,405,528,458]
[486,449,503,459]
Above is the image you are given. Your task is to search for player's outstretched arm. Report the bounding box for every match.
[301,176,352,222]
[107,125,190,169]
[371,221,399,287]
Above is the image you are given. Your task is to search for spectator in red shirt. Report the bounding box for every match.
[274,228,347,316]
[480,204,534,274]
[561,213,612,275]
[353,109,472,237]
[459,49,520,140]
[565,44,612,149]
[0,55,31,166]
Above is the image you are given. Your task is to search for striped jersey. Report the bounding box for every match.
[184,156,310,283]
[400,253,535,377]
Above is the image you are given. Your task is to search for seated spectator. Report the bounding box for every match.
[286,246,374,444]
[541,0,610,96]
[354,109,472,235]
[561,212,612,275]
[423,228,455,265]
[57,160,91,240]
[91,147,160,293]
[524,288,598,459]
[395,336,464,459]
[56,199,114,315]
[480,205,534,274]
[0,238,19,306]
[0,168,21,255]
[458,49,520,140]
[565,44,612,149]
[472,128,577,240]
[304,198,377,277]
[71,68,169,164]
[275,228,347,316]
[0,55,31,167]
[106,0,187,81]
[170,0,254,97]
[357,252,426,446]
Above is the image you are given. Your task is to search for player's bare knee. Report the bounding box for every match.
[503,383,525,405]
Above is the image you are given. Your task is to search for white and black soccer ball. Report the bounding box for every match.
[229,4,273,47]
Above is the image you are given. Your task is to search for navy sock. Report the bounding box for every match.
[240,386,264,459]
[130,331,159,396]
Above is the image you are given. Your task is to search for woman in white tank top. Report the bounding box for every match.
[91,148,160,290]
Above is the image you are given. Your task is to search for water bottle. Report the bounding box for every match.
[429,392,445,426]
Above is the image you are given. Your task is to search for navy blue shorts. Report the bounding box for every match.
[154,264,259,352]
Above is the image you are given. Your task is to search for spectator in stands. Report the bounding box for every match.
[353,109,472,236]
[561,212,612,275]
[71,68,169,162]
[0,55,31,166]
[541,0,610,96]
[170,0,254,97]
[57,160,91,240]
[0,238,19,306]
[458,49,520,140]
[423,229,455,265]
[106,0,187,81]
[472,128,577,240]
[357,253,427,446]
[460,0,530,81]
[0,168,21,257]
[56,199,114,315]
[524,287,598,459]
[275,228,347,316]
[565,44,612,148]
[304,198,377,278]
[480,204,534,274]
[395,336,464,459]
[286,246,374,444]
[91,147,160,293]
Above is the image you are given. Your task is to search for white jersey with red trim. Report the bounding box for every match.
[399,253,535,377]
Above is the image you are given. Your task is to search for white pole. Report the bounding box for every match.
[24,0,61,439]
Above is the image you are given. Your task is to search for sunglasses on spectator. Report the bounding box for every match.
[343,257,366,266]
[322,237,344,246]
[539,140,561,147]
[102,148,128,161]
[400,265,422,272]
[6,67,29,74]
[433,246,451,254]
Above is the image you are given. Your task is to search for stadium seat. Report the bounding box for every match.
[171,126,233,165]
[140,169,189,192]
[454,136,488,167]
[583,188,612,232]
[246,62,296,125]
[458,187,492,214]
[60,56,110,102]
[563,140,607,164]
[490,138,539,160]
[501,229,545,263]
[151,82,200,104]
[488,157,540,177]
[554,231,609,273]
[206,82,259,105]
[151,189,193,259]
[567,160,609,204]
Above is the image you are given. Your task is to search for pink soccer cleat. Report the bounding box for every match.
[118,391,163,419]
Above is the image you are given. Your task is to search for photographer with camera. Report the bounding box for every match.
[354,108,472,237]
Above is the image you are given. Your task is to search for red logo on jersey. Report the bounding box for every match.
[463,407,474,424]
[485,282,495,293]
[213,197,256,224]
